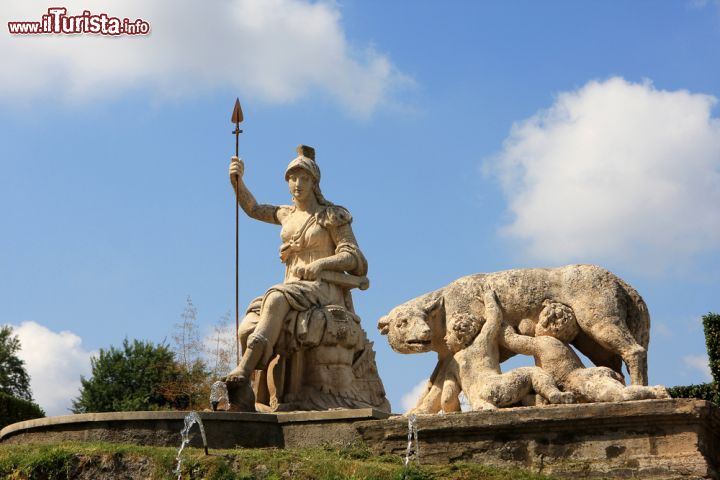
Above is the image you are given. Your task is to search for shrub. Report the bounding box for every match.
[703,313,720,384]
[0,392,45,429]
[667,383,719,404]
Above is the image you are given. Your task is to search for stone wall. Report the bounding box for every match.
[357,399,719,479]
[2,399,718,479]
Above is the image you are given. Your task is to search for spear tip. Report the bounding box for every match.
[231,98,244,124]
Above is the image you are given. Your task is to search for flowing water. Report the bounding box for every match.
[210,380,230,411]
[174,411,209,479]
[403,413,419,476]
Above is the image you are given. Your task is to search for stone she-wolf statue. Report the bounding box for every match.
[224,145,390,413]
[378,265,668,413]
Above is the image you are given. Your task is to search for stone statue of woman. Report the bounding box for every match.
[225,145,389,413]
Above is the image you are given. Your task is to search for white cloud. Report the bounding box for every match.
[13,321,95,416]
[488,77,720,272]
[400,379,472,413]
[400,379,428,412]
[1,0,409,116]
[683,354,712,381]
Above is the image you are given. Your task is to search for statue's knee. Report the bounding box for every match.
[265,291,285,306]
[239,330,251,351]
[238,314,259,346]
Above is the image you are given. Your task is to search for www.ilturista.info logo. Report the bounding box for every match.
[8,8,150,35]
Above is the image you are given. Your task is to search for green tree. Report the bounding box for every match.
[0,392,45,429]
[71,339,182,413]
[0,325,33,402]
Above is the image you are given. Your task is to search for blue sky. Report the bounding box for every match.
[2,0,719,415]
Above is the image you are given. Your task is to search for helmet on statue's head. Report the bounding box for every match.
[285,145,320,184]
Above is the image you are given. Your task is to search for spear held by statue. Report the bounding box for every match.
[231,98,243,366]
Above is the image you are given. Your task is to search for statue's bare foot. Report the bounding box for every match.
[226,378,256,412]
[221,366,245,382]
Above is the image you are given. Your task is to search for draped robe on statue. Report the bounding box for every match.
[238,204,389,412]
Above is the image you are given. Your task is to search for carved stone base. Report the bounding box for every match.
[0,408,389,449]
[357,399,719,479]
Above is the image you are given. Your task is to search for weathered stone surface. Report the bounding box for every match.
[3,400,718,478]
[356,399,719,479]
[0,408,389,449]
[0,411,279,449]
[378,265,663,413]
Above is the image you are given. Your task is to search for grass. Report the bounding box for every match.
[0,441,560,480]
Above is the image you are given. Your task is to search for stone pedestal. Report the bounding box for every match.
[357,399,719,479]
[2,399,718,478]
[0,408,389,449]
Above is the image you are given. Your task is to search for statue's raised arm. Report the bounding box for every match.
[229,156,281,224]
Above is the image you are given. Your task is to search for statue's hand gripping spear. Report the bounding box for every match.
[231,98,243,365]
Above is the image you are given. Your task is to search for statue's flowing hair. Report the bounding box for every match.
[313,183,334,207]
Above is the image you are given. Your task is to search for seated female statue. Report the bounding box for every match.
[225,145,387,412]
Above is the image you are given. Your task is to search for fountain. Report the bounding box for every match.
[1,139,718,479]
[403,413,419,475]
[174,412,208,479]
[210,381,230,412]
